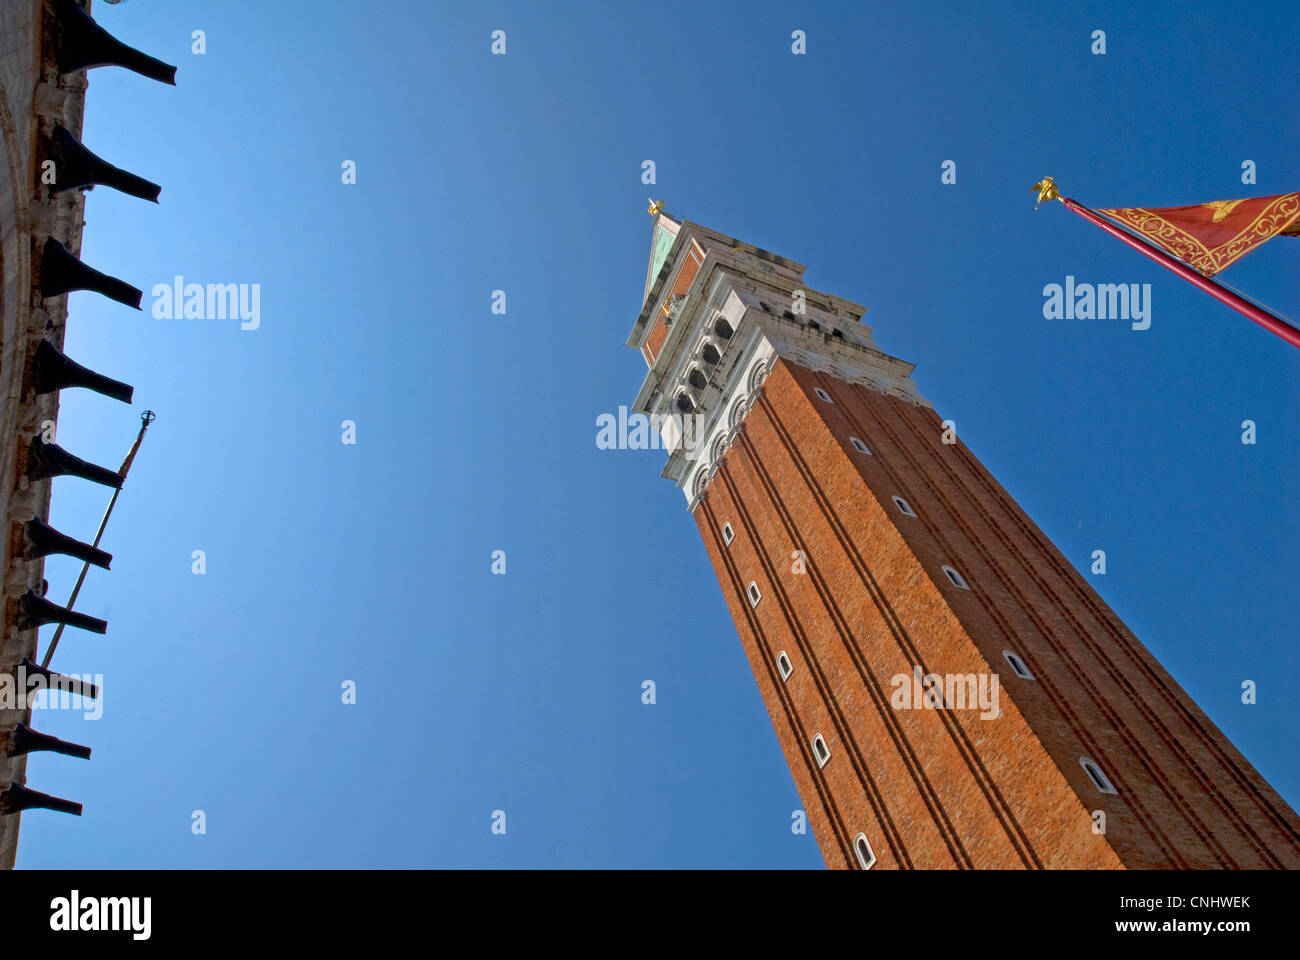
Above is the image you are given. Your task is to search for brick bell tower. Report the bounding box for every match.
[626,205,1300,870]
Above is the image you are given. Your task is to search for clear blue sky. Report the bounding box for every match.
[18,0,1297,868]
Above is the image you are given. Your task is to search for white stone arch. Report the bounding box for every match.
[692,466,710,498]
[728,394,748,430]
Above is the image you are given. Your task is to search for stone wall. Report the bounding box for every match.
[0,0,92,870]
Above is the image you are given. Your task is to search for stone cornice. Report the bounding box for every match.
[678,321,929,509]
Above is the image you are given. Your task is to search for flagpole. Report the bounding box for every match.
[40,410,156,670]
[1032,178,1300,349]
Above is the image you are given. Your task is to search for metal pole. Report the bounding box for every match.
[40,410,155,669]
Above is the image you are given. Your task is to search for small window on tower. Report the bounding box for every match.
[892,496,916,517]
[815,388,833,403]
[714,316,734,340]
[722,522,735,546]
[850,437,871,455]
[777,651,793,681]
[747,582,762,607]
[853,833,877,870]
[942,565,970,590]
[1002,651,1034,680]
[1080,757,1118,795]
[812,734,831,768]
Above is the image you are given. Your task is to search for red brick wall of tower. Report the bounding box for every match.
[642,241,707,366]
[694,358,1300,869]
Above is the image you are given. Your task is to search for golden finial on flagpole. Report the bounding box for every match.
[647,198,665,216]
[1030,177,1061,209]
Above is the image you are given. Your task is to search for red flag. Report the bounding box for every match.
[1097,192,1300,276]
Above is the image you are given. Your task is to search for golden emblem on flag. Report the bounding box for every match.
[1204,199,1247,223]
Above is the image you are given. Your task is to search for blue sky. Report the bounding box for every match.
[17,0,1297,867]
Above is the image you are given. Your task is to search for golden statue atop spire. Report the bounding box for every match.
[1030,177,1061,209]
[647,198,665,216]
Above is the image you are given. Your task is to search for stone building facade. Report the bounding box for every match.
[1,0,171,869]
[0,0,91,869]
